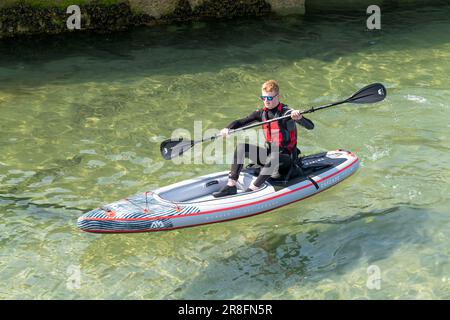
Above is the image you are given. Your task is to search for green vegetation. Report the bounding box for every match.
[0,0,123,9]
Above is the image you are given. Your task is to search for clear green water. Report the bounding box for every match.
[1,6,449,299]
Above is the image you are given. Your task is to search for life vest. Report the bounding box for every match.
[262,103,297,154]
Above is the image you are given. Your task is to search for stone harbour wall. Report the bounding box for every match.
[0,0,447,38]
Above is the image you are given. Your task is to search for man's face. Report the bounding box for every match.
[261,90,279,109]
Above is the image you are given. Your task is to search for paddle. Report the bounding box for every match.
[160,83,386,160]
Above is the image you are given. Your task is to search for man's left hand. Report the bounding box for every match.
[291,110,302,120]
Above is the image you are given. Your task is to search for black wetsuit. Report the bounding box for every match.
[226,105,314,187]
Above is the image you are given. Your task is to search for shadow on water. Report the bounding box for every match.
[0,155,83,195]
[0,5,449,90]
[73,205,431,299]
[0,154,89,213]
[0,194,86,212]
[176,205,430,299]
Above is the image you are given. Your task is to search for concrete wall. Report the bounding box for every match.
[0,0,448,38]
[306,0,449,13]
[0,0,286,37]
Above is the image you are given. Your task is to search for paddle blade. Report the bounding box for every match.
[347,83,387,104]
[160,138,194,160]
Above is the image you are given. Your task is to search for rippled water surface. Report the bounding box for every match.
[0,6,449,299]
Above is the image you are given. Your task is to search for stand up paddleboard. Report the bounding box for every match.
[77,150,359,233]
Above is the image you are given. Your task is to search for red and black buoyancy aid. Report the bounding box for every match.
[262,103,297,154]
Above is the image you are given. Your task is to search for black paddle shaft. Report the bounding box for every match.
[160,83,386,160]
[229,83,387,134]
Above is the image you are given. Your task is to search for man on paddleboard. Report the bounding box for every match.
[213,80,314,198]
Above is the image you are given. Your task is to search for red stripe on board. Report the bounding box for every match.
[81,162,359,233]
[80,156,359,229]
[81,156,359,223]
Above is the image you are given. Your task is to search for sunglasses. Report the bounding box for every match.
[260,94,278,101]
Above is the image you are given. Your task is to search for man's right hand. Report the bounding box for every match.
[220,128,230,137]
